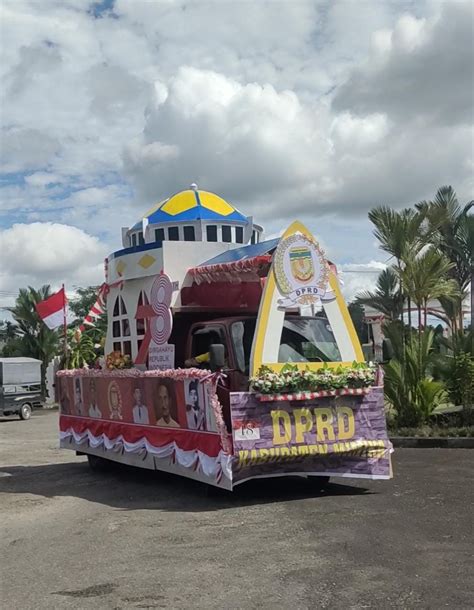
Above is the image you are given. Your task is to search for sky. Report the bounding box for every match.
[0,0,473,312]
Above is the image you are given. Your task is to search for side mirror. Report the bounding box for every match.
[382,338,394,363]
[209,344,226,371]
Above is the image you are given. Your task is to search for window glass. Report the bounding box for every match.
[123,341,132,356]
[222,226,232,243]
[235,226,244,243]
[113,297,120,316]
[119,297,127,315]
[138,232,145,245]
[231,319,257,374]
[206,225,217,242]
[112,320,121,337]
[155,228,165,242]
[250,231,256,244]
[131,234,137,247]
[168,226,179,241]
[278,317,342,363]
[183,226,195,241]
[113,342,121,352]
[191,327,226,366]
[122,318,130,337]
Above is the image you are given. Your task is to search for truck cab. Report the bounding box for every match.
[185,314,343,428]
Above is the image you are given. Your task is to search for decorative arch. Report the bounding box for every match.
[250,221,364,376]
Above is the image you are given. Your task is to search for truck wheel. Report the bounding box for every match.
[19,404,32,420]
[87,454,110,471]
[309,476,330,490]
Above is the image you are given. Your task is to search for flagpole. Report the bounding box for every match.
[62,283,68,368]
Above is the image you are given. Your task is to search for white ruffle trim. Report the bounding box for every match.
[60,428,232,481]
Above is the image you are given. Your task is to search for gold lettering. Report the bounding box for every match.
[315,408,335,441]
[238,450,249,463]
[293,408,314,443]
[271,410,292,445]
[336,406,355,440]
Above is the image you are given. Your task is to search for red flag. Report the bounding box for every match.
[35,287,67,330]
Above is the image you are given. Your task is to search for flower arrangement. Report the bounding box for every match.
[250,362,376,395]
[105,350,132,370]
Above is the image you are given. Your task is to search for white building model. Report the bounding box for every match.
[104,185,264,360]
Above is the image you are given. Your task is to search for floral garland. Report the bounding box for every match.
[250,363,376,395]
[57,367,231,454]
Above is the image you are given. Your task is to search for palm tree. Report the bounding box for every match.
[356,267,404,321]
[400,249,458,334]
[416,187,473,329]
[8,286,60,395]
[368,206,427,328]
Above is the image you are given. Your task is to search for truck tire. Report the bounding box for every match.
[87,454,110,471]
[308,476,330,490]
[19,404,32,420]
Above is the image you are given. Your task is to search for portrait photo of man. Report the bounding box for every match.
[132,386,150,425]
[87,378,102,418]
[185,379,206,431]
[74,377,84,416]
[155,381,179,428]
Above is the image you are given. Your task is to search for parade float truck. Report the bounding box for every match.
[57,186,393,490]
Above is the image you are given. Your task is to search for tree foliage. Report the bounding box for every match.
[7,286,60,394]
[384,326,446,426]
[356,268,403,321]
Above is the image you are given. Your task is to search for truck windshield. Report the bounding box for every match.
[279,317,341,363]
[231,315,342,374]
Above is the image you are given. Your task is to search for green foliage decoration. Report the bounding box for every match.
[250,362,376,395]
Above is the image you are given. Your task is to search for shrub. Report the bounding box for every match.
[383,328,447,426]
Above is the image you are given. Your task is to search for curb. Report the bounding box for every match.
[390,437,474,449]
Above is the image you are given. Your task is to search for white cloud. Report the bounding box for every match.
[339,261,386,302]
[0,0,472,299]
[0,223,106,294]
[333,1,473,126]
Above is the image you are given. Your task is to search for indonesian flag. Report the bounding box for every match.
[35,287,67,330]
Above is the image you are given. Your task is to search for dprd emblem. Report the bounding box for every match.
[274,233,330,307]
[289,246,314,283]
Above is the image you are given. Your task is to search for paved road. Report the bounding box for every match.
[1,410,472,609]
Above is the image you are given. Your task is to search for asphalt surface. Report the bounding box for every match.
[0,410,473,610]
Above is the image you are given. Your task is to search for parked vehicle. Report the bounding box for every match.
[57,187,393,490]
[0,357,44,420]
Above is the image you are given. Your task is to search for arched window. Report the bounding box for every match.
[111,296,132,356]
